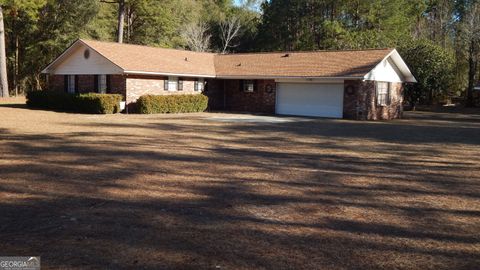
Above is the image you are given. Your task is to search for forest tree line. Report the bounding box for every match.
[0,0,479,106]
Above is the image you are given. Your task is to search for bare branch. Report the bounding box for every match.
[181,22,211,52]
[220,16,242,54]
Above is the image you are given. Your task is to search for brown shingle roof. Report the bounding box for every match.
[214,49,393,78]
[81,39,216,76]
[80,40,392,78]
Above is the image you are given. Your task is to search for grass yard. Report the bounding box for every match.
[0,100,479,269]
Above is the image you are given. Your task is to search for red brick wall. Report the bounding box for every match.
[109,75,127,98]
[49,75,65,92]
[344,80,403,120]
[76,75,95,93]
[205,79,276,113]
[48,75,126,99]
[125,75,201,104]
[205,79,225,110]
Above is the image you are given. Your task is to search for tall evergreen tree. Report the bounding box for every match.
[0,5,7,97]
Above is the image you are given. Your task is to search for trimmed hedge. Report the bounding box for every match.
[26,91,123,114]
[136,94,208,114]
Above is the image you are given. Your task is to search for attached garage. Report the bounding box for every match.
[276,82,344,118]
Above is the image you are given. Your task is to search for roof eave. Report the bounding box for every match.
[124,70,216,78]
[388,49,417,83]
[215,75,365,80]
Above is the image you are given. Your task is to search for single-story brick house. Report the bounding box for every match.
[42,39,416,120]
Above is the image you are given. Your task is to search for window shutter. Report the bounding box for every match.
[164,79,169,91]
[178,79,183,91]
[94,75,99,93]
[106,75,111,93]
[64,75,68,92]
[240,80,244,92]
[254,80,257,92]
[194,81,198,91]
[74,75,79,94]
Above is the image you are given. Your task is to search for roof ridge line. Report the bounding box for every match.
[219,48,394,56]
[80,38,394,56]
[79,39,217,55]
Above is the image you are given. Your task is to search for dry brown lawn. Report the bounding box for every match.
[0,100,479,270]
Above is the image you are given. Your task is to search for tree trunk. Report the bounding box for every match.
[117,0,125,43]
[0,6,9,98]
[466,39,477,107]
[14,35,19,97]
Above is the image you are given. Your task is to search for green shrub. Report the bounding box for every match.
[136,94,208,114]
[26,91,123,114]
[75,93,122,114]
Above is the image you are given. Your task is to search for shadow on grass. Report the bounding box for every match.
[0,111,479,269]
[0,103,28,109]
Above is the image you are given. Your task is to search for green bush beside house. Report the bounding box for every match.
[26,91,123,114]
[136,94,208,114]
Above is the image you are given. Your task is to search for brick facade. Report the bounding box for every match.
[49,74,403,120]
[49,75,64,92]
[125,75,201,104]
[48,74,126,98]
[343,80,403,120]
[109,75,127,97]
[205,79,276,113]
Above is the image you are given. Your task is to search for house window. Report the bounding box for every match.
[164,76,178,91]
[67,75,76,94]
[243,80,254,92]
[195,78,205,92]
[98,75,107,94]
[376,82,390,106]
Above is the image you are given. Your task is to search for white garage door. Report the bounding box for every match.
[276,83,344,118]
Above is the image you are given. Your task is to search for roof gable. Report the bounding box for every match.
[42,41,122,74]
[364,49,416,83]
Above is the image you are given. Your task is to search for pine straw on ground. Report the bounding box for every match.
[0,102,479,270]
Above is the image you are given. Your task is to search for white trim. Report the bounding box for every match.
[67,75,75,94]
[125,70,216,78]
[275,78,345,84]
[125,72,359,80]
[218,75,363,80]
[98,74,107,94]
